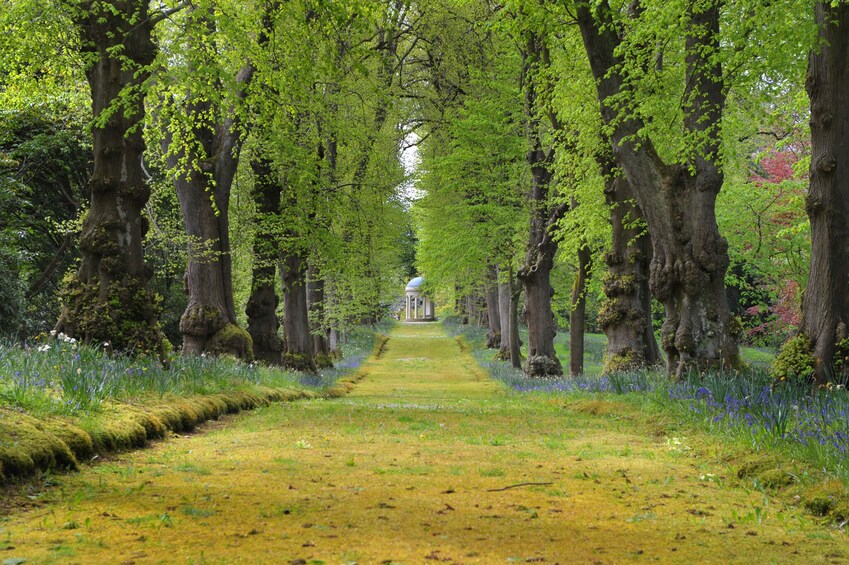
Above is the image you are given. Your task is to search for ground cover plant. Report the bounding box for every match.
[0,328,378,416]
[1,322,846,563]
[447,318,849,515]
[0,327,381,483]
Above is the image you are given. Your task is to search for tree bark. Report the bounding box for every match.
[798,2,849,384]
[163,9,258,360]
[509,269,523,370]
[599,173,661,373]
[56,2,164,356]
[484,264,501,348]
[496,267,512,360]
[280,245,317,372]
[517,31,565,378]
[576,0,739,377]
[570,245,592,376]
[245,156,283,365]
[308,263,334,368]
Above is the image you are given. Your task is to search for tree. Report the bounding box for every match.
[598,169,661,372]
[54,1,166,356]
[156,4,274,360]
[517,29,568,378]
[785,1,849,384]
[245,154,283,364]
[0,105,90,337]
[575,0,740,377]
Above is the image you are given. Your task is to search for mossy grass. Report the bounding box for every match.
[0,325,384,483]
[449,319,849,527]
[0,321,844,563]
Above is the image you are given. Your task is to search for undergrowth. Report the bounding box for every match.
[0,324,385,418]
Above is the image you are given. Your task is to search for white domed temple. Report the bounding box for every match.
[404,276,435,321]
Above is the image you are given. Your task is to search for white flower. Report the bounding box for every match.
[37,344,51,352]
[103,341,110,348]
[49,330,57,337]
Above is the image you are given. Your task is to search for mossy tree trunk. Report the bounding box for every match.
[570,245,592,376]
[517,31,566,378]
[56,2,164,356]
[577,0,739,378]
[245,156,283,365]
[280,245,317,372]
[164,12,255,361]
[519,227,562,377]
[599,173,661,373]
[308,263,334,369]
[484,265,501,349]
[797,2,849,384]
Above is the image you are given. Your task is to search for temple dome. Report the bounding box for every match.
[405,276,424,292]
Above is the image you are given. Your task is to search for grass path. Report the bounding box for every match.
[1,323,846,563]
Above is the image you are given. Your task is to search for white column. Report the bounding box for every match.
[405,295,410,319]
[414,294,418,319]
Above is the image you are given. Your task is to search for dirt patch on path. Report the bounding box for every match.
[0,323,846,563]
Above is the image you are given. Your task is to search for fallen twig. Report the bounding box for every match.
[486,482,553,492]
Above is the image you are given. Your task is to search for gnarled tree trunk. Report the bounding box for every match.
[163,8,258,360]
[246,156,283,365]
[600,174,661,373]
[576,0,739,377]
[797,2,849,384]
[57,2,164,356]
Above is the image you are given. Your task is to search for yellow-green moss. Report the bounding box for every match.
[771,333,815,382]
[801,480,849,521]
[0,409,79,478]
[603,347,639,374]
[207,323,254,362]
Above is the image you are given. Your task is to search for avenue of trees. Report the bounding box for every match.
[1,0,847,384]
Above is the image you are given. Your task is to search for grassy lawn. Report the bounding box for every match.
[0,328,380,484]
[1,322,845,563]
[548,330,775,375]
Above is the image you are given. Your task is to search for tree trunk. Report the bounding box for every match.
[56,3,164,356]
[576,0,739,377]
[281,246,317,372]
[308,263,334,369]
[797,2,849,384]
[485,265,501,349]
[517,31,566,378]
[496,266,512,360]
[570,245,592,376]
[325,278,342,359]
[245,156,283,365]
[509,270,523,370]
[600,173,661,373]
[163,10,255,360]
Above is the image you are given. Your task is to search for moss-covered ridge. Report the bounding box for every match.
[0,334,387,485]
